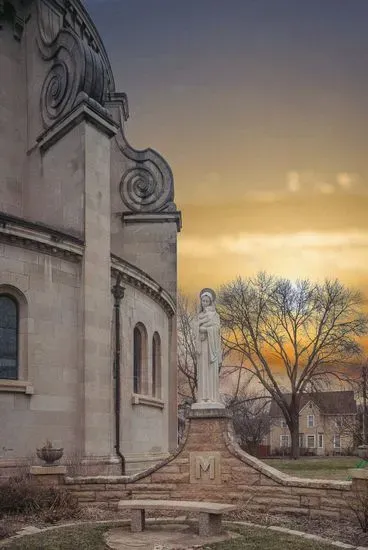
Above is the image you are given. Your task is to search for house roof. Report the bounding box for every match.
[269,391,357,417]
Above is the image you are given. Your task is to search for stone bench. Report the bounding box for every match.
[118,499,237,536]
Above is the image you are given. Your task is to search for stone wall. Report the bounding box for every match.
[1,0,180,474]
[0,236,175,473]
[119,281,171,470]
[0,245,82,459]
[54,410,355,520]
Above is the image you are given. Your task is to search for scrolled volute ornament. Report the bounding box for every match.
[120,150,175,213]
[37,1,108,128]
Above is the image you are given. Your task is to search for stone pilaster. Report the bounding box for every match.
[39,102,118,461]
[82,107,116,458]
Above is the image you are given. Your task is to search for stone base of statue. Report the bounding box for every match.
[191,401,225,410]
[188,406,230,420]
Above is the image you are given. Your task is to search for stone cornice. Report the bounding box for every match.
[38,101,118,153]
[111,254,176,318]
[122,211,182,233]
[0,217,177,317]
[0,214,84,262]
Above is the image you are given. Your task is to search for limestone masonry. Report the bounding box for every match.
[0,0,181,474]
[34,411,360,520]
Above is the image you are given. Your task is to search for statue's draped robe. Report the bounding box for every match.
[196,306,222,403]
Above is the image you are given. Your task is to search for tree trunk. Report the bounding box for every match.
[290,420,300,459]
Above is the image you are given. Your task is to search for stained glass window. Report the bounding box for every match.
[133,326,142,394]
[0,296,18,379]
[152,332,161,398]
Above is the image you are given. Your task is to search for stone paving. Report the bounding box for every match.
[104,523,236,550]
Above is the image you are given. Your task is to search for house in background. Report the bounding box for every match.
[268,391,357,456]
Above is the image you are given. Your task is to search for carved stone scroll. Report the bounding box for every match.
[109,98,176,214]
[37,0,109,129]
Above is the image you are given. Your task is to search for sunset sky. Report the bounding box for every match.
[87,0,368,297]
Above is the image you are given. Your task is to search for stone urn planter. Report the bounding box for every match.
[36,440,64,465]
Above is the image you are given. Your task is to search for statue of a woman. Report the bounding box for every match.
[192,288,224,409]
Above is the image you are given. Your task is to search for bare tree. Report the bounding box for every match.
[177,292,198,403]
[224,384,271,456]
[177,290,233,404]
[219,273,368,458]
[326,414,361,453]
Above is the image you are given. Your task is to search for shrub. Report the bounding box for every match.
[0,523,12,539]
[0,474,80,523]
[349,487,368,532]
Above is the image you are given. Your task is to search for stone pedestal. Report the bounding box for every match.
[191,402,225,410]
[30,465,66,485]
[198,512,222,536]
[349,468,368,491]
[131,509,145,532]
[188,408,231,420]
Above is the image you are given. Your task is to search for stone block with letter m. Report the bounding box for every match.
[189,451,221,484]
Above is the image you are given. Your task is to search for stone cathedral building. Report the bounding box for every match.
[0,0,181,474]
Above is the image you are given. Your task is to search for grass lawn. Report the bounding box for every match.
[0,524,112,550]
[208,525,345,549]
[1,524,343,550]
[263,456,365,480]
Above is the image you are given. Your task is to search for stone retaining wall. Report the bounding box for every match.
[53,409,358,520]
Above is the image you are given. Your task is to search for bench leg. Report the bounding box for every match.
[131,509,145,532]
[198,512,222,536]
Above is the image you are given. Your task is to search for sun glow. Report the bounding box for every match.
[179,230,368,295]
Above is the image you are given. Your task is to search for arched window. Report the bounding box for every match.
[152,332,161,398]
[133,323,147,394]
[0,295,18,380]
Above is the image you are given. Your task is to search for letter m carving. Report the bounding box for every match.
[195,455,215,479]
[189,451,221,484]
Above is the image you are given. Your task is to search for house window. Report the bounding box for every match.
[318,433,324,448]
[280,434,289,448]
[307,435,315,448]
[307,415,315,428]
[152,332,161,398]
[281,418,287,428]
[335,417,343,429]
[0,295,18,380]
[333,434,341,449]
[133,323,147,394]
[299,433,304,448]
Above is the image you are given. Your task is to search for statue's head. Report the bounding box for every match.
[199,288,216,310]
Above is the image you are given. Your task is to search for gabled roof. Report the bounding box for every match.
[269,391,357,417]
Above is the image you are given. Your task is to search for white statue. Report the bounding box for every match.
[191,288,224,409]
